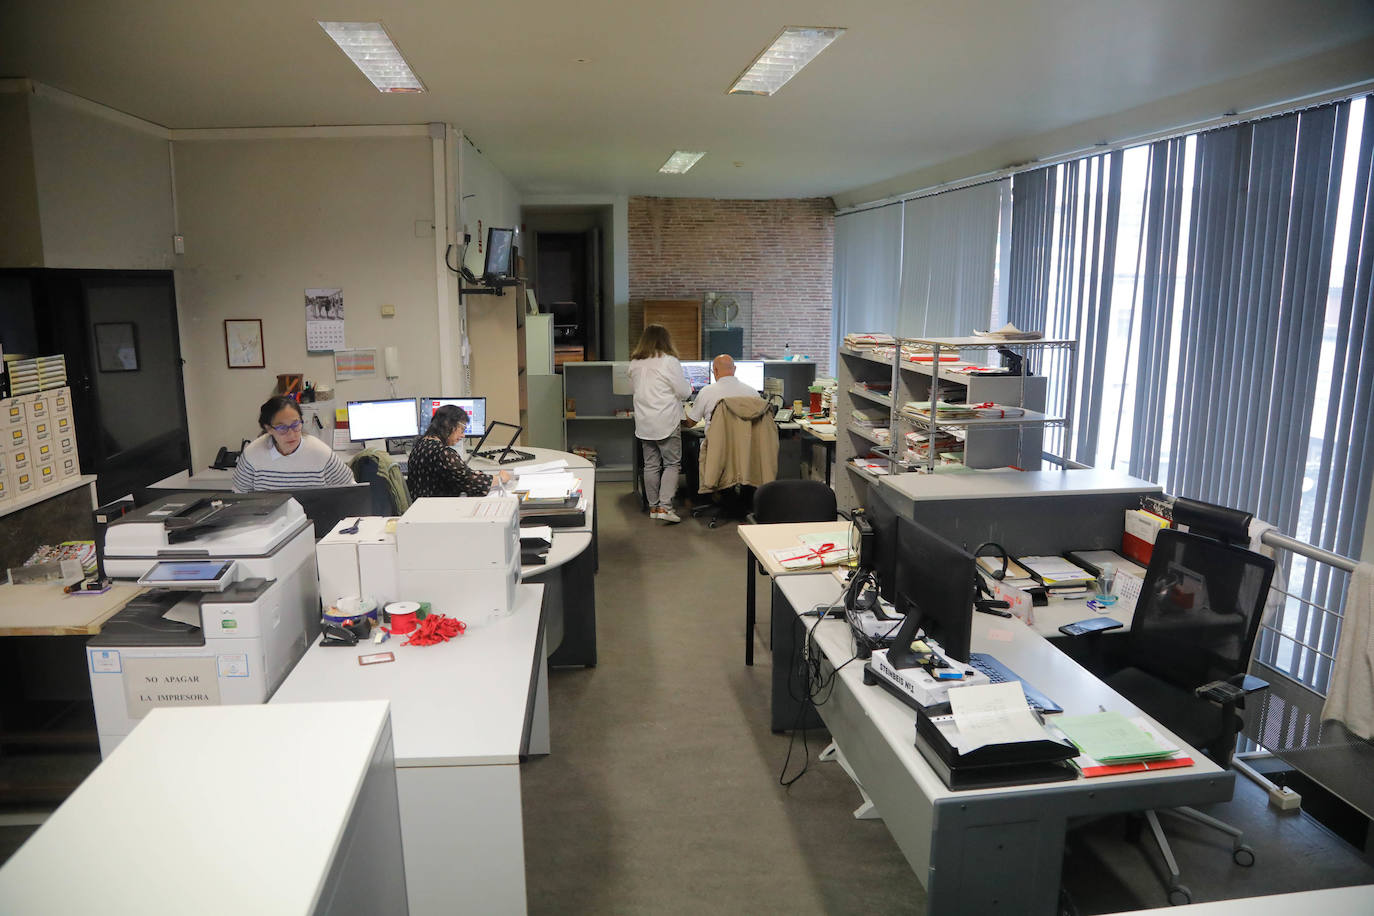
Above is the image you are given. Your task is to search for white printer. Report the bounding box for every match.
[396,497,520,625]
[88,493,319,756]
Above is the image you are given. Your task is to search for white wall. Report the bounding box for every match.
[173,136,439,468]
[0,92,43,267]
[26,90,173,270]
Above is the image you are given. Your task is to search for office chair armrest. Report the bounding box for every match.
[1195,674,1268,708]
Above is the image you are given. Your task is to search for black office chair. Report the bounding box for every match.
[748,479,837,525]
[1091,527,1276,906]
[350,450,409,516]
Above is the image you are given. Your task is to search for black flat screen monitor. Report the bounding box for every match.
[681,360,711,391]
[484,227,515,279]
[888,516,977,666]
[419,397,487,437]
[863,485,901,603]
[283,484,373,539]
[347,398,419,442]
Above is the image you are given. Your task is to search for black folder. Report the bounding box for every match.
[914,704,1078,790]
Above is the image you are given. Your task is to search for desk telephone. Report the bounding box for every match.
[211,439,251,470]
[774,408,794,423]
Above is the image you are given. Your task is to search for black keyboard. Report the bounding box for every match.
[477,448,536,464]
[968,653,1064,715]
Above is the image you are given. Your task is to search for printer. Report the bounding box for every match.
[87,493,319,756]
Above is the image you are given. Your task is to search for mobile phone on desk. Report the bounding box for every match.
[1058,617,1124,637]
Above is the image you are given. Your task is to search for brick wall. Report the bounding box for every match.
[628,197,834,371]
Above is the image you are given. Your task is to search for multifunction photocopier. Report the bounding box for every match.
[87,493,319,756]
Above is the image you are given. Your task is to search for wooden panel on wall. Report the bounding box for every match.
[642,299,701,359]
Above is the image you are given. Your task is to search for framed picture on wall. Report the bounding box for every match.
[224,319,265,369]
[94,322,140,372]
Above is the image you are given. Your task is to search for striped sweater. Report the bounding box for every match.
[231,433,355,492]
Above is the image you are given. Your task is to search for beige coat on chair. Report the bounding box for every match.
[699,396,779,492]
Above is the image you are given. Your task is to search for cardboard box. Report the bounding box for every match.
[59,454,80,479]
[2,398,25,429]
[29,418,52,443]
[36,460,58,488]
[8,423,29,450]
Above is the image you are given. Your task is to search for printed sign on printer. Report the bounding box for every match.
[123,657,221,718]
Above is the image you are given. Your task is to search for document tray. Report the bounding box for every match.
[914,705,1078,790]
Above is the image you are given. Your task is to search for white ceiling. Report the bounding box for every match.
[4,0,1374,202]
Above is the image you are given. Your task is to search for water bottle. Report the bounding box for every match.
[784,342,791,360]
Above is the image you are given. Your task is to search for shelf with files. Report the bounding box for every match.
[834,345,899,511]
[894,336,1075,475]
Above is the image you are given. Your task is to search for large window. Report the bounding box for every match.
[1008,96,1374,693]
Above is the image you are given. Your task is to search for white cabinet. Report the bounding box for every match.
[562,362,636,480]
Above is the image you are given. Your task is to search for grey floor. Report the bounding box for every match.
[520,482,1374,914]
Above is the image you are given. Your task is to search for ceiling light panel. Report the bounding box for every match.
[659,151,707,174]
[728,27,845,96]
[318,21,425,93]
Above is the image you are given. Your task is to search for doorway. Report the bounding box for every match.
[535,230,601,366]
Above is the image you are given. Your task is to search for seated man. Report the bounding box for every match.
[686,355,764,432]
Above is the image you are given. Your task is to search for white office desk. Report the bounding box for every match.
[0,701,406,915]
[880,467,1161,504]
[776,572,1233,915]
[272,583,548,915]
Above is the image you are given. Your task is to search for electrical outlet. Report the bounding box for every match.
[1268,785,1302,811]
[380,304,396,317]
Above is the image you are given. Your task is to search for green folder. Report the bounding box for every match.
[1054,711,1175,763]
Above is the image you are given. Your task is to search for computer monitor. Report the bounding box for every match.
[681,361,711,391]
[484,227,515,280]
[418,397,487,437]
[862,486,902,603]
[887,516,978,667]
[281,484,373,539]
[346,398,419,442]
[735,360,765,392]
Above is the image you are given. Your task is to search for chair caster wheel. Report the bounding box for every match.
[1233,844,1255,867]
[1168,885,1191,906]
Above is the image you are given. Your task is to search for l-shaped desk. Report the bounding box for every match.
[776,571,1232,915]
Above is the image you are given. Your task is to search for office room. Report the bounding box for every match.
[3,1,1374,913]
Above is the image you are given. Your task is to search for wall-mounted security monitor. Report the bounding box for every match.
[419,397,487,437]
[346,398,419,442]
[735,360,765,393]
[483,227,515,280]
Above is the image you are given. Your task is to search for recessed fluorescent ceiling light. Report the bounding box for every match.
[659,151,707,174]
[728,27,845,96]
[318,21,425,93]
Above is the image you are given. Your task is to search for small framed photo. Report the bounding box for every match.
[224,319,265,369]
[94,322,140,372]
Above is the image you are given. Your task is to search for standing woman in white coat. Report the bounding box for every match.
[627,324,691,524]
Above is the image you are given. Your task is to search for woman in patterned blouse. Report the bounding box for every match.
[406,404,512,499]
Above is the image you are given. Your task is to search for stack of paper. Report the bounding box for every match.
[1018,555,1095,587]
[768,533,855,570]
[973,323,1043,341]
[1054,711,1194,777]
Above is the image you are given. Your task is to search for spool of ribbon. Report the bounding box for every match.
[386,601,422,635]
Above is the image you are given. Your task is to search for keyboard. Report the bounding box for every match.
[477,448,537,464]
[968,653,1064,715]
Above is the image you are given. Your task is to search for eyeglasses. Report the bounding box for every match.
[271,420,304,433]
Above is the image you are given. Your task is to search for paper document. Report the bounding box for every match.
[519,526,554,543]
[1019,555,1095,586]
[947,681,1049,752]
[516,460,569,475]
[1055,711,1173,763]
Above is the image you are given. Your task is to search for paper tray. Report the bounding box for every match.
[913,704,1078,790]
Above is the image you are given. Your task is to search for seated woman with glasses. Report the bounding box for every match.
[406,404,512,499]
[231,395,355,492]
